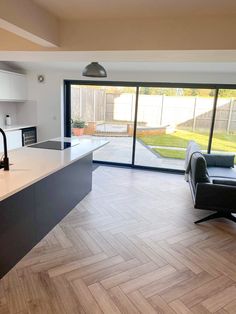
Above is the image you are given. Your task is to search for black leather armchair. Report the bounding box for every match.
[185,141,236,223]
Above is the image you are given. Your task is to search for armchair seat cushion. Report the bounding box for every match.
[207,167,236,180]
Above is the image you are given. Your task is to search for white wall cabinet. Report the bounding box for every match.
[10,74,27,101]
[0,72,10,100]
[0,71,27,102]
[0,130,22,153]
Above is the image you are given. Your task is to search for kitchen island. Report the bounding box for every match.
[0,137,108,278]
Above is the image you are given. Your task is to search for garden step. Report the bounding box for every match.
[94,132,129,137]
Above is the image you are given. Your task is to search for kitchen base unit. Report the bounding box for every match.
[0,153,93,279]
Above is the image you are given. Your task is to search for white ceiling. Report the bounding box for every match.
[32,0,236,20]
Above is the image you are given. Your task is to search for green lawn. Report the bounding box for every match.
[153,148,186,159]
[140,130,208,149]
[139,130,236,160]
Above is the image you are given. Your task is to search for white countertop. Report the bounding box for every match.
[0,137,108,201]
[0,125,36,132]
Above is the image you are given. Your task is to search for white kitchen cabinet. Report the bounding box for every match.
[0,72,10,100]
[9,74,27,101]
[0,71,27,102]
[0,130,22,153]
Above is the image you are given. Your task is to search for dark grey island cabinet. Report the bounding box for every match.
[0,153,92,278]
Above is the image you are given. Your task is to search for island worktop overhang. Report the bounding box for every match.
[0,137,108,201]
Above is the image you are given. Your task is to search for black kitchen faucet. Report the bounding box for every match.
[0,128,9,170]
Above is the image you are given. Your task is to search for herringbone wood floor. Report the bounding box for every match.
[1,166,236,314]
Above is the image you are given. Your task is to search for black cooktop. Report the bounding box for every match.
[29,140,77,150]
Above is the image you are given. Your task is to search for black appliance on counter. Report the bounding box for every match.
[29,140,79,150]
[22,127,37,146]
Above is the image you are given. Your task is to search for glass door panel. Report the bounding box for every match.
[134,87,215,170]
[211,89,236,163]
[71,85,136,164]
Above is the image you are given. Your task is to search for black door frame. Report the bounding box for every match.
[64,80,236,173]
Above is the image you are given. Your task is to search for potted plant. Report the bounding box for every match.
[72,120,86,136]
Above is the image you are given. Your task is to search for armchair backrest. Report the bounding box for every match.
[185,141,210,190]
[185,141,201,171]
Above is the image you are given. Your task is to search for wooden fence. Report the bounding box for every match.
[71,86,236,134]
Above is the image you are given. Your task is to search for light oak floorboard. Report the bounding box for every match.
[1,166,236,314]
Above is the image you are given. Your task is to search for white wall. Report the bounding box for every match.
[26,72,62,141]
[25,69,236,141]
[16,100,37,126]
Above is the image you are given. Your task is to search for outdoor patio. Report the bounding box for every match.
[92,136,185,170]
[71,87,236,170]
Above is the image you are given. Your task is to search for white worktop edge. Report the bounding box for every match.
[0,138,108,201]
[0,125,36,132]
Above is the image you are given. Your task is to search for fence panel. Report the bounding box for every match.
[71,87,236,134]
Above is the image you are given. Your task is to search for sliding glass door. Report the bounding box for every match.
[134,87,215,170]
[65,81,236,172]
[70,84,136,164]
[211,89,236,163]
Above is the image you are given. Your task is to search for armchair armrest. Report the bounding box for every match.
[195,182,236,212]
[212,179,236,186]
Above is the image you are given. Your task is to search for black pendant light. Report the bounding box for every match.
[82,62,107,78]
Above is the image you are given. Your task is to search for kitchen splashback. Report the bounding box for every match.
[0,102,18,126]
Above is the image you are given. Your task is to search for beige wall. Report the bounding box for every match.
[0,15,236,51]
[60,16,236,51]
[0,28,44,50]
[0,0,59,47]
